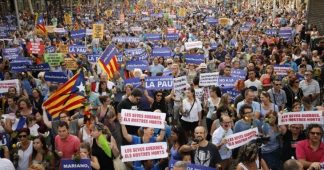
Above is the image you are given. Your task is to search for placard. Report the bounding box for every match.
[225,128,259,149]
[2,48,20,60]
[64,58,78,70]
[124,48,146,56]
[274,65,291,76]
[185,54,204,64]
[173,76,187,91]
[45,25,55,33]
[145,76,173,90]
[121,142,168,162]
[144,33,162,41]
[10,62,29,72]
[169,159,216,170]
[121,109,166,129]
[61,159,91,170]
[124,78,141,87]
[166,33,179,41]
[185,41,203,50]
[217,76,238,88]
[112,36,140,43]
[26,42,45,54]
[126,60,149,71]
[92,24,104,39]
[151,47,172,57]
[199,72,219,87]
[44,72,68,83]
[44,53,64,66]
[130,26,143,32]
[0,79,20,94]
[278,111,323,125]
[70,29,86,39]
[27,63,50,72]
[68,45,87,54]
[231,69,246,80]
[87,54,100,63]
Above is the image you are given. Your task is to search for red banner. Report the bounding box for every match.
[27,42,45,55]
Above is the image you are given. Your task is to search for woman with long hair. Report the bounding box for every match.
[98,81,111,96]
[260,65,275,90]
[79,142,100,170]
[236,143,269,170]
[259,91,279,120]
[205,86,221,139]
[29,89,44,114]
[170,125,188,161]
[29,136,55,170]
[90,122,119,170]
[283,77,303,111]
[78,115,95,144]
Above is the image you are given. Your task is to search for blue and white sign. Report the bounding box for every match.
[112,36,140,43]
[68,45,87,54]
[217,76,238,88]
[46,46,56,53]
[265,28,278,36]
[70,29,86,39]
[125,48,146,56]
[185,54,204,64]
[144,33,162,41]
[61,159,91,170]
[165,33,179,41]
[10,63,29,72]
[124,77,141,87]
[145,76,173,90]
[169,159,216,170]
[206,17,218,25]
[44,72,68,83]
[126,60,149,71]
[221,88,241,102]
[231,69,247,80]
[2,48,20,60]
[151,47,172,57]
[11,58,33,65]
[87,54,100,63]
[27,63,50,72]
[279,27,293,41]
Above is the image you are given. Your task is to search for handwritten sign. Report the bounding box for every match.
[278,111,323,125]
[26,42,45,54]
[145,76,173,90]
[44,53,64,66]
[121,109,166,129]
[0,79,20,94]
[64,58,78,70]
[61,159,91,170]
[199,72,219,87]
[92,24,104,39]
[121,142,168,162]
[226,128,259,149]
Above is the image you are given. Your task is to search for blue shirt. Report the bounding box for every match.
[149,64,164,76]
[131,135,157,168]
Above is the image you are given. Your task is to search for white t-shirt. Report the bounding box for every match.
[17,142,33,170]
[244,79,262,91]
[181,98,202,122]
[212,126,233,159]
[0,159,15,170]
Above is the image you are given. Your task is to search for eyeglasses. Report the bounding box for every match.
[309,132,322,136]
[18,135,27,138]
[140,79,145,82]
[275,84,282,86]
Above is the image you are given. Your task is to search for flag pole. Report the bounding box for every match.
[14,0,21,31]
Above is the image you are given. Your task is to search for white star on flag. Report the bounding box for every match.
[77,82,85,92]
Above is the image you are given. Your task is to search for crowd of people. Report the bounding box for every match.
[0,0,324,170]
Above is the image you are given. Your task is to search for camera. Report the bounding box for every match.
[255,135,270,145]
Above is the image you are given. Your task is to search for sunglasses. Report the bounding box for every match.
[295,81,299,83]
[309,132,322,136]
[140,79,145,81]
[275,84,282,86]
[18,135,27,138]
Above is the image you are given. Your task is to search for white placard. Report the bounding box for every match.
[54,28,66,33]
[0,79,20,94]
[121,109,166,129]
[130,26,143,32]
[199,72,219,86]
[278,111,324,125]
[225,128,259,149]
[185,41,203,50]
[173,76,187,91]
[121,142,168,162]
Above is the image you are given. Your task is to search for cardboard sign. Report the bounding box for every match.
[61,159,91,170]
[92,24,104,39]
[26,42,45,54]
[0,79,20,94]
[121,109,166,129]
[44,72,68,83]
[185,54,204,64]
[64,58,78,70]
[199,72,219,87]
[121,142,168,162]
[68,45,87,54]
[278,111,323,125]
[44,53,64,66]
[185,41,203,50]
[274,65,291,76]
[145,76,173,90]
[226,128,259,149]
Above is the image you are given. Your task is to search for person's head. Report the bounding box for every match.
[28,163,45,170]
[248,69,256,80]
[193,126,207,143]
[273,79,282,91]
[237,143,258,164]
[185,87,195,99]
[306,124,323,143]
[210,86,221,98]
[171,63,180,75]
[83,114,95,127]
[292,102,302,112]
[32,88,42,98]
[98,81,108,93]
[124,84,133,96]
[219,115,232,130]
[179,145,192,163]
[142,127,155,138]
[90,122,105,139]
[304,70,313,81]
[8,87,17,97]
[224,66,232,76]
[301,96,312,110]
[153,57,159,65]
[18,97,32,110]
[7,96,16,107]
[57,121,69,140]
[173,161,188,170]
[239,104,253,121]
[171,125,188,146]
[283,159,303,170]
[225,55,231,64]
[264,110,277,125]
[260,91,271,104]
[32,135,48,152]
[266,65,274,74]
[99,95,111,105]
[244,89,255,103]
[289,124,303,135]
[80,142,91,158]
[154,90,164,102]
[58,111,70,123]
[289,76,300,87]
[130,88,142,104]
[18,128,30,142]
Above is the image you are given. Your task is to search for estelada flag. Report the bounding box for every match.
[97,45,119,80]
[43,71,86,118]
[35,14,47,35]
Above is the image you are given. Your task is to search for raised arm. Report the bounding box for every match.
[42,107,52,129]
[121,124,132,143]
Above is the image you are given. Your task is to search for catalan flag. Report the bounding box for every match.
[35,14,47,35]
[43,71,86,118]
[97,45,119,80]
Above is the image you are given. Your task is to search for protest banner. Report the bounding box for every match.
[70,29,86,39]
[54,28,67,33]
[92,24,104,39]
[87,54,100,63]
[185,41,203,50]
[10,63,29,72]
[121,142,168,162]
[185,54,204,64]
[231,69,247,80]
[126,60,149,70]
[274,65,291,76]
[169,159,216,170]
[44,72,68,83]
[226,128,259,149]
[10,58,33,65]
[64,58,78,70]
[121,109,166,129]
[46,46,56,53]
[144,33,162,41]
[27,63,50,72]
[45,25,55,33]
[206,17,218,25]
[145,76,173,90]
[165,33,179,41]
[130,26,143,32]
[0,79,20,94]
[61,159,91,170]
[2,48,20,60]
[44,53,64,66]
[278,111,323,125]
[279,27,293,41]
[112,36,140,43]
[58,44,69,54]
[217,76,238,88]
[173,76,187,91]
[68,45,87,54]
[199,72,219,87]
[124,48,146,56]
[265,28,278,36]
[26,42,45,54]
[124,78,141,87]
[219,18,231,26]
[222,88,241,102]
[151,47,172,57]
